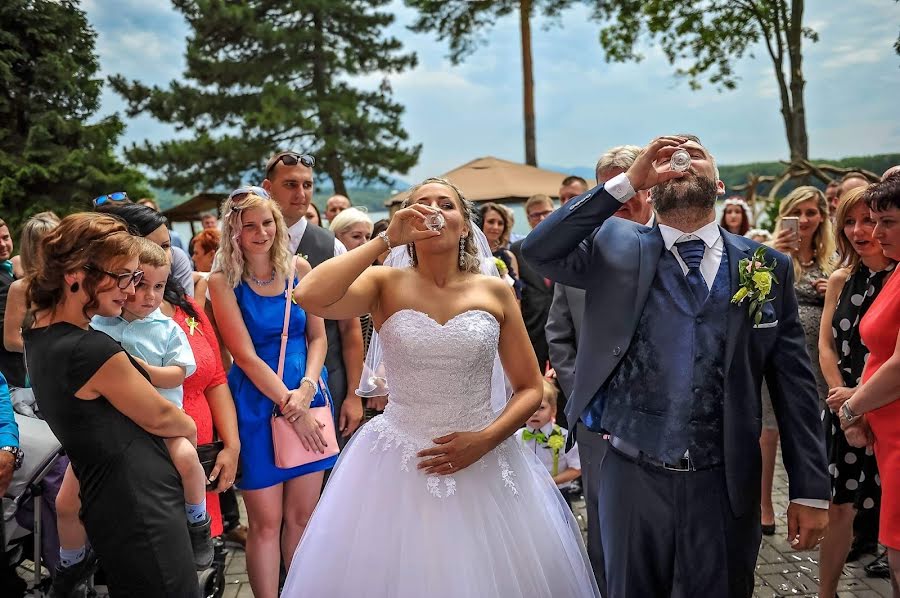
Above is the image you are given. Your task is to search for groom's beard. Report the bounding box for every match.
[653,173,718,215]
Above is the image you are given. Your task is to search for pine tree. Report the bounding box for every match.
[0,0,150,233]
[110,0,421,196]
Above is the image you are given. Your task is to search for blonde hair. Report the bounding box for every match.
[834,187,872,273]
[542,379,559,411]
[135,236,169,268]
[329,207,373,237]
[525,194,553,214]
[19,211,60,275]
[401,177,482,274]
[776,186,835,279]
[214,194,292,288]
[595,144,641,178]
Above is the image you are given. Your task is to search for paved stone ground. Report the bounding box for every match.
[16,452,894,597]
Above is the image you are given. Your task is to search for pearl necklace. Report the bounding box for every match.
[250,269,276,286]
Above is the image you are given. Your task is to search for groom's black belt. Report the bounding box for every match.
[608,436,717,472]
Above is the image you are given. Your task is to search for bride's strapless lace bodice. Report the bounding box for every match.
[380,309,498,440]
[358,309,517,497]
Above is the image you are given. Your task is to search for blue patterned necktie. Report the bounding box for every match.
[675,239,709,305]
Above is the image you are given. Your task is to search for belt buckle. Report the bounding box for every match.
[663,456,695,472]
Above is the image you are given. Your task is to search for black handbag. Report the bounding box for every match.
[196,441,242,489]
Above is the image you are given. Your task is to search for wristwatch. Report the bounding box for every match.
[841,402,860,425]
[0,445,23,470]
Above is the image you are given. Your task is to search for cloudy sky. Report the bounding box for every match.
[83,0,899,184]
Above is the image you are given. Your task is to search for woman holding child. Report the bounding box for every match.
[23,213,199,596]
[208,187,335,598]
[101,203,241,540]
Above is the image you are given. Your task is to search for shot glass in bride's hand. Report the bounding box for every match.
[385,204,442,247]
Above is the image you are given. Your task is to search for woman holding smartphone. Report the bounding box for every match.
[757,186,835,536]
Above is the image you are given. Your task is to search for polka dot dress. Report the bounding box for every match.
[827,265,892,507]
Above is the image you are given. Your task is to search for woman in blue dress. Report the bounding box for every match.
[209,186,336,598]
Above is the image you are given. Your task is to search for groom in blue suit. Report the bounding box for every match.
[522,135,830,597]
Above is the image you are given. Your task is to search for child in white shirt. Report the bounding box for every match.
[515,380,581,493]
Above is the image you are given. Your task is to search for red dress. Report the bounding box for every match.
[173,299,229,537]
[859,268,900,549]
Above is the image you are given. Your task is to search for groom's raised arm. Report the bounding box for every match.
[521,177,633,288]
[523,136,687,288]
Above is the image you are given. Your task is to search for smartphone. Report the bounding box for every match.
[781,216,799,237]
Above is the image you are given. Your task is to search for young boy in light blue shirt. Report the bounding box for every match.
[55,238,213,582]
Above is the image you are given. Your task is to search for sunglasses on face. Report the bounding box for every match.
[93,192,129,207]
[83,264,144,289]
[266,153,315,177]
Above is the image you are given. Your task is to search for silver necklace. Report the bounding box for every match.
[250,269,276,286]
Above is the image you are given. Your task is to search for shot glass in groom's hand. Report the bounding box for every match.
[624,136,688,191]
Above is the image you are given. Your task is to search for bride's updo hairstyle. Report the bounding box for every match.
[401,177,482,274]
[27,213,140,320]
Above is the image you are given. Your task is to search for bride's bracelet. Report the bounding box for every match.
[300,376,317,392]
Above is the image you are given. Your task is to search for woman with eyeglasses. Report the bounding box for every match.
[95,194,197,296]
[22,213,200,596]
[92,203,241,541]
[208,188,335,598]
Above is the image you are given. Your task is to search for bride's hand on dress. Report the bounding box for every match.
[385,204,442,247]
[416,431,493,475]
[292,411,329,453]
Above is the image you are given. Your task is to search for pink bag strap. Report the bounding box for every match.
[277,256,297,379]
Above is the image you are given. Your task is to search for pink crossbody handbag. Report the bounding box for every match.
[271,258,340,469]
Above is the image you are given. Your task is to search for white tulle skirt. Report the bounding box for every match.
[281,416,600,598]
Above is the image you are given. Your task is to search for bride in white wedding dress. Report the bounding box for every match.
[284,178,599,598]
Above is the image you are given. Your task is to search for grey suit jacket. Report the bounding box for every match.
[545,284,585,399]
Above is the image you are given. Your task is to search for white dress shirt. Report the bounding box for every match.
[658,220,723,288]
[603,172,828,511]
[288,217,347,257]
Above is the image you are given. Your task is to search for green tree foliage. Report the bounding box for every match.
[590,0,816,164]
[110,0,420,196]
[0,0,150,233]
[406,0,577,167]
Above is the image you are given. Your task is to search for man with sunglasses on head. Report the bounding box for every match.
[262,151,365,445]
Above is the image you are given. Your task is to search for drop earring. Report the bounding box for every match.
[458,236,466,269]
[70,282,79,293]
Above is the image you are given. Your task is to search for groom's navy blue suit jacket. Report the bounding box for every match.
[521,183,830,515]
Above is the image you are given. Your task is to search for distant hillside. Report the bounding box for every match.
[156,154,899,213]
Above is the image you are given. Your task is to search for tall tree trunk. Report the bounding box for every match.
[311,7,348,196]
[519,0,536,166]
[787,0,808,163]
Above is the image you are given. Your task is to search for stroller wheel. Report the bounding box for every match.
[197,566,225,598]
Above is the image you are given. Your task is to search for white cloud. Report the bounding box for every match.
[822,43,891,69]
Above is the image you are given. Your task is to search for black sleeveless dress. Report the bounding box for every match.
[827,265,892,509]
[24,323,198,597]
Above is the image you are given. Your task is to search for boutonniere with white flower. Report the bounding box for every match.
[731,246,778,325]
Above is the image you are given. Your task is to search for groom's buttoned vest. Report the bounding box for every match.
[593,245,731,468]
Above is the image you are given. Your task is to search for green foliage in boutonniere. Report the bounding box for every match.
[493,257,508,277]
[299,253,309,262]
[523,425,567,475]
[731,246,778,325]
